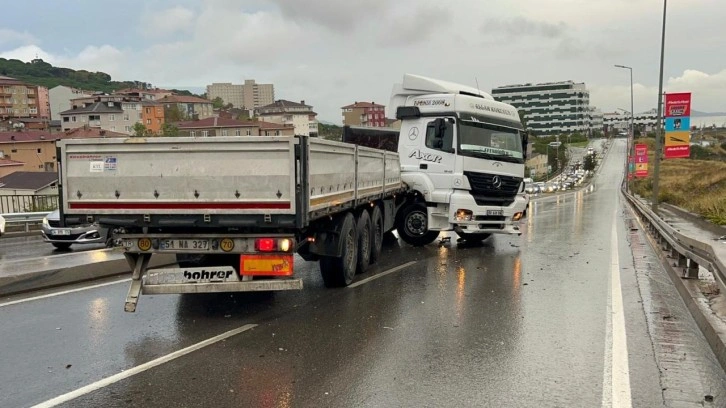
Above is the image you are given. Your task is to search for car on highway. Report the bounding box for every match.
[41,209,113,250]
[0,214,5,236]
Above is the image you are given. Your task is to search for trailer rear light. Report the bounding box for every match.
[256,238,276,252]
[255,238,294,252]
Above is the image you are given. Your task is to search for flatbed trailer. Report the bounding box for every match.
[57,135,406,311]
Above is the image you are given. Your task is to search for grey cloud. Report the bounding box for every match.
[269,0,389,32]
[378,5,453,47]
[480,17,568,39]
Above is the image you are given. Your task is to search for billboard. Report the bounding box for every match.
[634,143,648,177]
[664,92,691,159]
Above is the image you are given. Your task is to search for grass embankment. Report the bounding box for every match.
[629,138,726,225]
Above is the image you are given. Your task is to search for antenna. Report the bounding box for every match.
[475,78,482,96]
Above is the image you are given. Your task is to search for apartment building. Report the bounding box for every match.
[341,102,386,127]
[0,76,41,120]
[157,95,215,120]
[141,101,165,134]
[588,107,604,133]
[256,100,318,136]
[60,94,146,135]
[491,81,591,136]
[603,108,660,134]
[116,88,174,101]
[49,85,93,121]
[206,79,275,109]
[175,117,294,137]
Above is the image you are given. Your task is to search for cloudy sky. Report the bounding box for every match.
[1,0,724,123]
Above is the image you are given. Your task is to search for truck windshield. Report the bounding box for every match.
[457,120,524,163]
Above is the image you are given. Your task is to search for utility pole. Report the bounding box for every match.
[652,0,667,213]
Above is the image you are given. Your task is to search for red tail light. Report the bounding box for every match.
[255,238,276,252]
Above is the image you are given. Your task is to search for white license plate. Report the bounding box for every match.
[159,239,210,250]
[51,229,71,236]
[486,210,503,216]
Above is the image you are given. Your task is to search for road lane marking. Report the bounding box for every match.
[602,206,632,408]
[31,324,258,408]
[0,278,131,308]
[347,261,417,288]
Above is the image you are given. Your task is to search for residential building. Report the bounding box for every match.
[0,129,124,175]
[0,171,59,212]
[49,85,92,121]
[175,117,294,137]
[141,101,165,134]
[0,157,24,178]
[491,80,591,136]
[37,86,50,119]
[588,107,604,134]
[256,100,318,136]
[157,95,215,120]
[0,76,41,120]
[341,102,387,127]
[206,79,275,110]
[115,88,175,101]
[603,108,661,135]
[526,153,548,179]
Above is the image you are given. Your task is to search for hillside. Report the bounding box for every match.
[0,57,194,96]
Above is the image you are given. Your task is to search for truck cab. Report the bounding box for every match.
[390,74,528,245]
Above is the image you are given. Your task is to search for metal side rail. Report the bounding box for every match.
[623,192,724,284]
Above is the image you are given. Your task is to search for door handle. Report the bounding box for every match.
[419,163,428,169]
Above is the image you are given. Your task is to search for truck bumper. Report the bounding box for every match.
[447,191,528,236]
[142,279,303,295]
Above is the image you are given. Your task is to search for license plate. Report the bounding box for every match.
[241,255,294,276]
[160,239,210,250]
[51,229,71,235]
[145,267,239,285]
[486,210,503,216]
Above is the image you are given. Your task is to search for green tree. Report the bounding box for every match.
[161,122,179,137]
[132,123,150,137]
[164,104,187,122]
[212,97,224,109]
[583,154,597,171]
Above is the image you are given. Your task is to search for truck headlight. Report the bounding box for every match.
[455,209,473,222]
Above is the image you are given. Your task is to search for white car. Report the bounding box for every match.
[0,214,5,236]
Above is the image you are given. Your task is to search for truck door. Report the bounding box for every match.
[417,117,457,189]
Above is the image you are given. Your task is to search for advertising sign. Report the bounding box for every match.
[664,92,691,159]
[634,143,648,177]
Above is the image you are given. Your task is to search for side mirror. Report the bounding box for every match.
[521,131,529,160]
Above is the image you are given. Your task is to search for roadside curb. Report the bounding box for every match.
[0,252,176,297]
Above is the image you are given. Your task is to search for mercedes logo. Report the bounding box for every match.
[408,127,419,141]
[492,175,502,189]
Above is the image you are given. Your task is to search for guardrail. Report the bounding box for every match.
[1,212,51,233]
[0,194,58,214]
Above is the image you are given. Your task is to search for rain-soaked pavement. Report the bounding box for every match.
[0,234,106,262]
[1,139,725,407]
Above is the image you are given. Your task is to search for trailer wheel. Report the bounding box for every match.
[396,203,439,247]
[319,213,357,287]
[369,205,384,264]
[455,232,492,242]
[355,210,372,274]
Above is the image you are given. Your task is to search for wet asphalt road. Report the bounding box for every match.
[0,234,106,262]
[1,139,725,407]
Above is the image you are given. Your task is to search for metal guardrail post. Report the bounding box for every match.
[686,260,700,279]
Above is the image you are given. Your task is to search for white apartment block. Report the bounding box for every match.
[206,79,274,109]
[491,81,591,136]
[60,100,143,135]
[603,108,661,133]
[256,100,318,137]
[48,85,92,121]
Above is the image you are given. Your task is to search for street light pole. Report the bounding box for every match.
[614,64,634,192]
[652,0,667,213]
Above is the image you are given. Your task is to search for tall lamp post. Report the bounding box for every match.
[652,0,668,213]
[614,64,634,192]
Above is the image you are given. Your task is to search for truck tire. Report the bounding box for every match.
[456,232,492,242]
[396,203,439,247]
[319,213,357,287]
[355,210,372,274]
[369,205,384,264]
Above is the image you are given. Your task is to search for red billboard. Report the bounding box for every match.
[634,143,648,177]
[664,93,691,118]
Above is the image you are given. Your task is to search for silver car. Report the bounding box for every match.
[41,210,113,250]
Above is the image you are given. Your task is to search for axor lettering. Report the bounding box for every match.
[409,149,442,163]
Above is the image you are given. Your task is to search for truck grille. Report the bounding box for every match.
[464,171,522,207]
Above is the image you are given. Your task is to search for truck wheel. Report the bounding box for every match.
[396,203,439,247]
[456,232,492,242]
[319,213,357,287]
[355,210,372,274]
[369,205,384,264]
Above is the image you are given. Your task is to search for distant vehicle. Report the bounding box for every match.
[0,214,5,236]
[41,210,113,250]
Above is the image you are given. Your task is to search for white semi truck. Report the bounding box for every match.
[56,74,528,312]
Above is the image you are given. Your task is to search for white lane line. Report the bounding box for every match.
[602,208,632,407]
[347,261,417,288]
[0,278,130,308]
[31,324,258,408]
